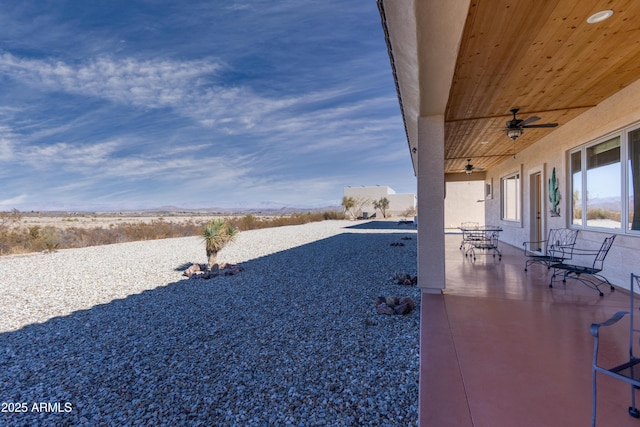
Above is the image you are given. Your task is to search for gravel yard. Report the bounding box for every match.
[0,220,419,426]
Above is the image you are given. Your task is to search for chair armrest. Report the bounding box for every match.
[523,239,546,247]
[548,244,574,258]
[571,246,600,256]
[523,239,547,254]
[590,311,629,337]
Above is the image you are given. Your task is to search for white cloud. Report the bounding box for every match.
[17,140,120,171]
[0,52,223,109]
[0,136,15,160]
[225,3,252,11]
[0,52,308,134]
[0,0,415,211]
[0,194,28,209]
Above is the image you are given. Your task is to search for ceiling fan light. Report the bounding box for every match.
[507,128,523,140]
[465,169,472,175]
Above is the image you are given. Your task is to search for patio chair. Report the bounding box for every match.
[548,234,616,297]
[459,224,502,261]
[590,273,640,426]
[459,221,480,251]
[465,229,501,261]
[522,228,579,271]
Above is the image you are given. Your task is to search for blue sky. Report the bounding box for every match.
[0,0,415,211]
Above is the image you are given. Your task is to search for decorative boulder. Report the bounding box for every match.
[374,296,415,315]
[183,263,202,278]
[393,272,418,286]
[182,262,243,279]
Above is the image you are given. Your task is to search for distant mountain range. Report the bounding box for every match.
[131,204,343,215]
[23,203,342,215]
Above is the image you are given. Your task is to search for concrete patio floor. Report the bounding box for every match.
[419,234,638,427]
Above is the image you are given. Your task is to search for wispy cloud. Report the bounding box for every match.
[0,53,305,133]
[0,1,414,211]
[0,53,222,109]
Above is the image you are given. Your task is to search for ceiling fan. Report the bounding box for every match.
[504,108,558,140]
[462,159,485,175]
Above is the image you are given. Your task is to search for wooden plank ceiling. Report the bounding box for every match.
[444,0,640,174]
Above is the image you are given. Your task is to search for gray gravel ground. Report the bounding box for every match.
[0,220,419,426]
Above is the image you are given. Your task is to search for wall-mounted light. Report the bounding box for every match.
[411,147,417,153]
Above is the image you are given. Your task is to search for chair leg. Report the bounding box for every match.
[631,383,640,418]
[592,369,597,427]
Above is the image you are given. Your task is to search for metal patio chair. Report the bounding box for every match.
[548,234,616,296]
[465,229,502,261]
[523,228,579,271]
[590,273,640,426]
[459,221,480,251]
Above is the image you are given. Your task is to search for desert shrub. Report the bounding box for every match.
[232,214,259,231]
[0,211,343,255]
[228,211,344,231]
[586,208,621,222]
[323,210,343,220]
[202,219,238,267]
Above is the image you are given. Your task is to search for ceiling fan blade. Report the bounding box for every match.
[522,123,558,128]
[520,116,540,126]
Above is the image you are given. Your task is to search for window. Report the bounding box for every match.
[571,151,582,226]
[586,137,621,229]
[501,172,520,221]
[571,126,640,234]
[629,128,640,230]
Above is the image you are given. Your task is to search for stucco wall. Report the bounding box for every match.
[444,180,485,229]
[388,193,417,216]
[484,79,640,291]
[343,186,416,217]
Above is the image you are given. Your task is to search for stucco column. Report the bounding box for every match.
[417,115,446,293]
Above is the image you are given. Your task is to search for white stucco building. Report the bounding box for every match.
[343,185,416,218]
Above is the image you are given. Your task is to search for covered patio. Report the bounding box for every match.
[377,0,640,425]
[425,235,636,426]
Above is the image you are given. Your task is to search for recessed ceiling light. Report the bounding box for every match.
[480,141,489,145]
[587,10,613,24]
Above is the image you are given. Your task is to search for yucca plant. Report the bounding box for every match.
[201,219,238,268]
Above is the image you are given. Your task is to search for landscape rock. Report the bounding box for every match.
[183,262,243,279]
[0,220,419,426]
[377,303,395,315]
[393,272,418,286]
[374,295,416,315]
[183,263,202,278]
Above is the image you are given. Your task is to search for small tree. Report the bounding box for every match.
[401,206,417,219]
[342,196,372,219]
[0,208,22,229]
[373,197,390,218]
[0,209,22,255]
[201,219,238,268]
[353,197,371,219]
[342,196,356,219]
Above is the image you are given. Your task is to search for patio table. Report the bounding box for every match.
[459,225,503,260]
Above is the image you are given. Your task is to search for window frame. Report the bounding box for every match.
[569,122,640,235]
[500,170,521,223]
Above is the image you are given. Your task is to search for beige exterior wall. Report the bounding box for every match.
[343,186,416,218]
[388,193,417,217]
[444,180,485,229]
[484,79,640,291]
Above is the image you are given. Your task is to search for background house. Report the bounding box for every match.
[444,177,485,230]
[343,185,415,218]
